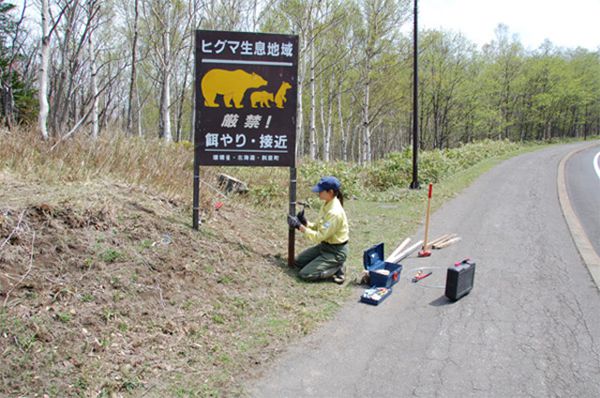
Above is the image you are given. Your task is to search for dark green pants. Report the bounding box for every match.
[295,242,348,281]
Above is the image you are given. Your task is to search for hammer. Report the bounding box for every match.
[418,183,433,257]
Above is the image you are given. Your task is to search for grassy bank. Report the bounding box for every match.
[0,129,593,396]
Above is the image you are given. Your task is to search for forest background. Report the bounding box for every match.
[2,0,599,162]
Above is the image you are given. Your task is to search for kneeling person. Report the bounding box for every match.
[288,176,349,284]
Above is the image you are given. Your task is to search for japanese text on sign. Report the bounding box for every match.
[201,40,294,58]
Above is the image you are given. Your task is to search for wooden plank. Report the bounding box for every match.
[433,237,461,249]
[389,240,423,263]
[385,238,411,262]
[429,233,453,247]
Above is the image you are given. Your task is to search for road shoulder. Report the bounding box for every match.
[557,142,600,290]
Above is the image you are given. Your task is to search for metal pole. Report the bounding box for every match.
[410,0,420,190]
[288,167,297,267]
[192,164,200,229]
[192,30,201,230]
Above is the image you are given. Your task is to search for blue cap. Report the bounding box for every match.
[311,176,341,193]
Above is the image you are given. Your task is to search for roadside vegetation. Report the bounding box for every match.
[2,128,595,397]
[2,1,599,396]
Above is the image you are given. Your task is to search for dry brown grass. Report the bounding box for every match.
[1,127,211,204]
[0,128,348,397]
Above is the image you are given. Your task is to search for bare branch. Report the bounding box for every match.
[0,210,26,254]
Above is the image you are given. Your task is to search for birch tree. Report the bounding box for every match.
[38,0,50,139]
[86,0,100,138]
[19,0,600,151]
[356,0,409,163]
[126,0,140,136]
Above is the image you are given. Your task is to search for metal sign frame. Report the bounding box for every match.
[192,30,299,267]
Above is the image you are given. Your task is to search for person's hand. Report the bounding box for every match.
[297,209,307,226]
[287,215,301,229]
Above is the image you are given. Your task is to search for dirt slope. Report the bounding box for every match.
[1,171,326,397]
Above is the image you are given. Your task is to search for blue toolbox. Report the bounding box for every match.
[360,287,393,305]
[363,242,403,288]
[360,243,403,305]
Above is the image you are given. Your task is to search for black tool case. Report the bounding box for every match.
[445,259,475,301]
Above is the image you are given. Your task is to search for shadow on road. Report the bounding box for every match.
[429,295,454,307]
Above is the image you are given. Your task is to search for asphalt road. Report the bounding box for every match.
[247,142,600,398]
[566,144,600,257]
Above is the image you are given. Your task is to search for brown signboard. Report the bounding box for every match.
[194,30,299,167]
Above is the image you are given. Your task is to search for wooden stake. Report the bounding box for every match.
[389,240,423,264]
[433,237,461,249]
[386,238,411,262]
[428,233,453,247]
[432,233,457,246]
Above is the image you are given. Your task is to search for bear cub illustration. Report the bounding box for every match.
[275,82,292,109]
[250,91,274,108]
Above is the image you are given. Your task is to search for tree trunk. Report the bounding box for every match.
[176,33,193,143]
[338,82,347,161]
[319,77,326,160]
[159,2,172,142]
[38,0,50,140]
[2,82,15,130]
[296,45,305,158]
[324,78,333,162]
[127,0,139,136]
[309,26,317,160]
[362,69,371,164]
[52,1,78,135]
[159,68,172,142]
[88,29,99,139]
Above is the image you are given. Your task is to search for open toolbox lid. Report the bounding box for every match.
[363,242,385,271]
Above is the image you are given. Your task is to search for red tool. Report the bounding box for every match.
[418,183,433,257]
[412,271,432,283]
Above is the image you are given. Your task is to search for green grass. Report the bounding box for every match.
[56,312,72,323]
[100,248,123,263]
[2,127,593,397]
[343,142,551,279]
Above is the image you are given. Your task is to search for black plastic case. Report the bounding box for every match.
[445,259,476,301]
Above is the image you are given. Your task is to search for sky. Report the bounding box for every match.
[419,0,600,51]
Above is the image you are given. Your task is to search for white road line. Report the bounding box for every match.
[594,151,600,181]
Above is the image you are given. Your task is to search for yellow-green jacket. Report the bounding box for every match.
[303,197,349,244]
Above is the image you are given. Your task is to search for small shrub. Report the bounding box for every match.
[249,181,281,206]
[121,378,141,392]
[81,293,95,303]
[16,332,37,352]
[102,308,116,323]
[56,312,72,323]
[101,248,122,263]
[212,313,225,325]
[74,376,88,391]
[299,160,365,199]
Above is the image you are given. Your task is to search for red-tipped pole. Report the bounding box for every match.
[418,183,433,257]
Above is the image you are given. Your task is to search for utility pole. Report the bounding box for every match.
[410,0,420,189]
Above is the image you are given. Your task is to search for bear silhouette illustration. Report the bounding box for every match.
[250,91,274,108]
[275,82,292,109]
[201,69,268,108]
